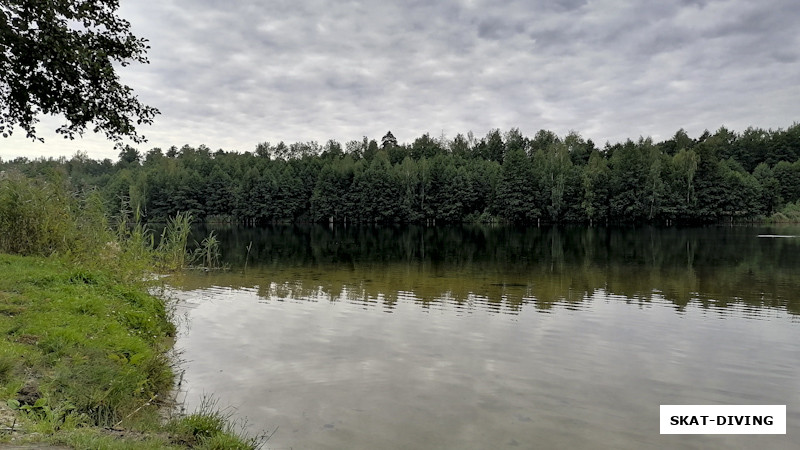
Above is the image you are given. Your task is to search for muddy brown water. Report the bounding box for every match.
[167,225,800,449]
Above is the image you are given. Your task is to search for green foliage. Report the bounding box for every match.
[192,231,223,269]
[167,397,265,449]
[0,0,159,142]
[410,133,443,160]
[355,152,402,222]
[496,148,537,222]
[541,141,577,221]
[156,211,193,270]
[8,397,62,426]
[582,151,610,224]
[768,201,800,223]
[0,173,212,276]
[482,128,505,163]
[608,140,649,221]
[753,163,780,215]
[0,172,113,258]
[4,123,800,225]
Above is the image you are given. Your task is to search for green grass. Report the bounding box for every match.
[166,397,263,450]
[0,254,172,429]
[0,254,262,448]
[0,173,263,448]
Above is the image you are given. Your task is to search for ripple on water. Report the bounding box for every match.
[170,279,800,450]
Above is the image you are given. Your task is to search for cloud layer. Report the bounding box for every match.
[3,0,799,160]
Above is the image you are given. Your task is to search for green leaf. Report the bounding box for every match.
[129,353,145,365]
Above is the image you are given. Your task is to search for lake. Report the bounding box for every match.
[165,224,800,449]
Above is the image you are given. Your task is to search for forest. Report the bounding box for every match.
[2,124,800,225]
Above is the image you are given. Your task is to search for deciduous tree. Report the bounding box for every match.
[0,0,159,142]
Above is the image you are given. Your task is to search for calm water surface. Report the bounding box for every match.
[167,225,800,449]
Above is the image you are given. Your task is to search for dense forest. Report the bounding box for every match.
[2,124,800,225]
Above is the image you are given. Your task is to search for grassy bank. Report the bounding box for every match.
[0,174,260,448]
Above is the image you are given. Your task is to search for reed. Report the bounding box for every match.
[0,173,225,273]
[192,230,223,269]
[0,172,111,258]
[244,241,253,271]
[156,211,193,270]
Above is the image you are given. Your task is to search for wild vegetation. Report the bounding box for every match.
[0,176,260,448]
[3,124,800,225]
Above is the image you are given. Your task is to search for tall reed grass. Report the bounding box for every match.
[0,172,111,259]
[0,173,214,275]
[156,211,193,271]
[192,230,223,269]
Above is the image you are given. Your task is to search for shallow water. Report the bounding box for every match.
[168,225,800,449]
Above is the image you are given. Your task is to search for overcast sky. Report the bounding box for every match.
[2,0,799,161]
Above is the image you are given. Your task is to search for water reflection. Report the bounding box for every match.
[170,225,800,450]
[177,224,800,317]
[189,223,800,268]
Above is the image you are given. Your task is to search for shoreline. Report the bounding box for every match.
[0,254,261,449]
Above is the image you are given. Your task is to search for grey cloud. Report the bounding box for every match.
[547,0,589,12]
[477,16,526,41]
[702,6,792,39]
[771,50,799,64]
[118,0,800,149]
[2,0,799,161]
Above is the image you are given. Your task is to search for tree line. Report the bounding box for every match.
[3,124,800,224]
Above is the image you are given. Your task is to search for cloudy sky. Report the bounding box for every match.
[2,0,799,161]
